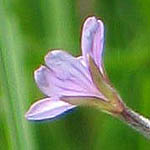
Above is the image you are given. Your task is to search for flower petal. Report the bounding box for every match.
[25,97,76,121]
[44,50,91,82]
[35,65,92,97]
[35,50,103,98]
[81,16,104,73]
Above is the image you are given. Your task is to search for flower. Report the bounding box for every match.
[25,16,125,121]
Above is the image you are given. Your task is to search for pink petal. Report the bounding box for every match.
[25,97,76,121]
[35,65,93,97]
[34,50,102,98]
[44,50,91,82]
[81,16,104,73]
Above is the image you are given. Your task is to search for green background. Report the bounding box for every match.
[0,0,150,150]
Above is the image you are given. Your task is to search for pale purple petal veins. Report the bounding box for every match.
[81,16,104,73]
[44,50,92,84]
[41,50,103,97]
[25,97,76,121]
[34,64,102,98]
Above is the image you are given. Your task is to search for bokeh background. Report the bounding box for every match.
[0,0,150,150]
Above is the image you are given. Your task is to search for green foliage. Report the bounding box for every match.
[0,0,150,150]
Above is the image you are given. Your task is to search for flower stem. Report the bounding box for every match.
[119,107,150,139]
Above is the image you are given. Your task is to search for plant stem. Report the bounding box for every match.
[119,107,150,139]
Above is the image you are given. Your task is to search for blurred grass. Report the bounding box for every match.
[0,0,150,150]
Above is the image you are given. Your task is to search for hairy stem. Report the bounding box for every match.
[119,107,150,139]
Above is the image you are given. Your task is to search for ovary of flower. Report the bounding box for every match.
[25,16,125,121]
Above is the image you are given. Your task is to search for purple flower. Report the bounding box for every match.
[25,16,124,121]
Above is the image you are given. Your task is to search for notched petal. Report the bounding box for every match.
[41,50,103,98]
[81,16,104,73]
